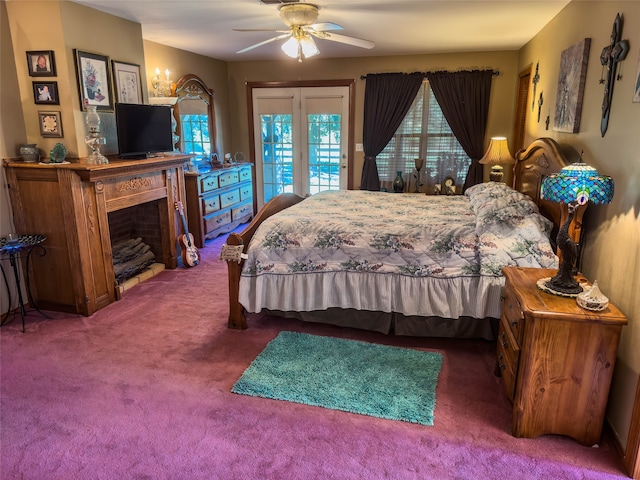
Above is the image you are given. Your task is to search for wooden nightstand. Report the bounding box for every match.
[496,267,627,446]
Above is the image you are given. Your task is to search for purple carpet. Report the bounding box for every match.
[0,232,629,479]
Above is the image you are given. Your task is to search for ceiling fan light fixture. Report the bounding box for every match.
[299,35,319,58]
[281,32,319,62]
[278,3,319,27]
[281,36,300,59]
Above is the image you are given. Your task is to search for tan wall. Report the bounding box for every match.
[142,40,231,156]
[518,1,640,448]
[227,51,519,189]
[0,0,27,312]
[5,1,145,158]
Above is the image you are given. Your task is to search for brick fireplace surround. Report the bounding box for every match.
[3,155,191,316]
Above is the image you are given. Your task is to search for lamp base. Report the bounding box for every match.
[536,277,584,297]
[489,165,504,182]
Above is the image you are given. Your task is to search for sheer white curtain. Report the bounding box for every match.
[376,81,471,194]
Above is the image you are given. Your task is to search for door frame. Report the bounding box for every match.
[246,79,356,213]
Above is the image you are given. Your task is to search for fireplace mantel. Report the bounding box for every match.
[3,154,191,316]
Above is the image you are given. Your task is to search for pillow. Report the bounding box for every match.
[466,182,540,217]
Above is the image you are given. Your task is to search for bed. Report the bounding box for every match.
[225,138,580,338]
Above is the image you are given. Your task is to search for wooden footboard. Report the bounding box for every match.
[227,193,305,329]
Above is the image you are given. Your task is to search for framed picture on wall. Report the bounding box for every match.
[32,81,59,105]
[112,60,143,104]
[553,38,591,133]
[26,50,56,77]
[74,49,113,110]
[38,111,63,138]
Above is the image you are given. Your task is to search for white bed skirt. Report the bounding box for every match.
[239,272,505,320]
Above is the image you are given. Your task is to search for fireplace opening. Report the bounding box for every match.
[108,200,165,286]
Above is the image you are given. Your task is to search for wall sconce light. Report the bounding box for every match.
[151,67,173,97]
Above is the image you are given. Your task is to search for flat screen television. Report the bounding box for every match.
[115,103,174,159]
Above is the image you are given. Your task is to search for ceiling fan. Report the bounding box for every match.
[234,2,375,61]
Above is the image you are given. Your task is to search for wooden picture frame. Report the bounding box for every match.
[33,81,59,105]
[26,50,56,77]
[38,111,63,138]
[74,49,113,110]
[112,60,143,104]
[553,38,591,133]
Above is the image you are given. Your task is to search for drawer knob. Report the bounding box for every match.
[500,331,509,348]
[497,354,506,370]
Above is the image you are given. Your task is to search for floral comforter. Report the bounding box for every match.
[241,182,558,282]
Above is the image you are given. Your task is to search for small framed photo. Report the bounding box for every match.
[112,60,143,104]
[74,49,113,110]
[27,50,56,77]
[38,111,63,138]
[33,81,59,105]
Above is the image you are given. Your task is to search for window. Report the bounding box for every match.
[376,81,471,193]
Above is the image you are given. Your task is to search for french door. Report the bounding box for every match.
[251,86,350,209]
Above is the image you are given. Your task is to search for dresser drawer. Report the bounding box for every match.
[201,194,221,216]
[238,166,252,182]
[502,288,524,344]
[204,209,232,233]
[200,173,220,194]
[219,188,241,209]
[240,184,253,202]
[497,315,520,401]
[232,201,253,222]
[219,170,239,188]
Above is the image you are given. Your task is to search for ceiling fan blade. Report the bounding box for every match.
[307,22,343,32]
[236,33,291,54]
[316,32,375,49]
[233,28,289,33]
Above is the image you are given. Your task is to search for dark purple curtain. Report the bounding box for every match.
[360,72,425,191]
[425,70,494,193]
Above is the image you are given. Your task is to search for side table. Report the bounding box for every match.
[0,234,48,332]
[496,266,627,445]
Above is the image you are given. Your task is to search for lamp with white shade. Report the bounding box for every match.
[479,136,515,182]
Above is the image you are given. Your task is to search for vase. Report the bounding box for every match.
[393,171,405,193]
[19,144,40,163]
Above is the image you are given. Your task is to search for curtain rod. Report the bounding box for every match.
[360,69,500,80]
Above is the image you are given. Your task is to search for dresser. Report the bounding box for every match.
[496,266,627,446]
[184,164,254,248]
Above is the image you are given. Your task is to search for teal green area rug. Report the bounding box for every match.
[231,331,444,426]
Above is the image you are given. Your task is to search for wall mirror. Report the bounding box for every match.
[173,73,217,171]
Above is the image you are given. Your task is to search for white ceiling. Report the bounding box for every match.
[72,0,572,62]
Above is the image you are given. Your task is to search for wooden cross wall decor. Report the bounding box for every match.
[599,13,630,137]
[531,62,540,112]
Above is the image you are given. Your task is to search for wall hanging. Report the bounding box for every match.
[26,50,56,77]
[599,13,629,136]
[553,38,591,133]
[74,50,113,111]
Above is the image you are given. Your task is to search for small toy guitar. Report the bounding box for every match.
[175,201,200,267]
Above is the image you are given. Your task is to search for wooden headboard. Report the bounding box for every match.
[512,137,580,242]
